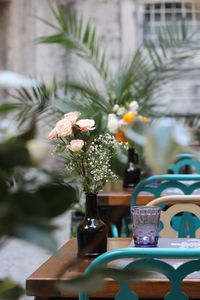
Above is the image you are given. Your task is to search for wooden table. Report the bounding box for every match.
[98,180,154,206]
[26,237,200,299]
[98,180,200,206]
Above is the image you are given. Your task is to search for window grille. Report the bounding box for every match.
[142,1,200,43]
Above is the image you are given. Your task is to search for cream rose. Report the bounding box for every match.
[64,111,81,125]
[48,128,58,140]
[76,119,95,131]
[112,104,119,113]
[107,114,119,134]
[116,107,126,116]
[129,101,139,113]
[66,139,84,152]
[55,118,72,136]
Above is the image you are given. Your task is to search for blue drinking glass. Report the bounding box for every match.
[131,206,161,247]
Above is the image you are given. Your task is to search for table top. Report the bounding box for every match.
[26,237,200,299]
[98,180,200,206]
[98,180,154,206]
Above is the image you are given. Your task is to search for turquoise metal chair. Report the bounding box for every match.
[79,247,200,300]
[131,174,200,238]
[168,153,200,174]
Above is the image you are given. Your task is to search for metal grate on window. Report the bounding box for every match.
[143,0,200,43]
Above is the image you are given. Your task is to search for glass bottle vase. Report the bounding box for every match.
[77,193,108,258]
[123,147,141,188]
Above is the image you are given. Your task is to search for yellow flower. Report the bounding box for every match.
[122,112,137,123]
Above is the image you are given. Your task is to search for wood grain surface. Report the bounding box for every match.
[26,238,200,299]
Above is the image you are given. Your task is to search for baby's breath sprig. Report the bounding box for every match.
[48,111,123,193]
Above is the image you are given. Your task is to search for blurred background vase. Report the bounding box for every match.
[123,147,141,188]
[77,193,108,258]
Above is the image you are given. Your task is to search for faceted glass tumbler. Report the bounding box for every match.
[131,206,161,247]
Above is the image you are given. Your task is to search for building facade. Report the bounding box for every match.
[0,0,200,115]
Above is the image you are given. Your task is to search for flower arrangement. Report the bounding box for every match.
[48,111,121,193]
[107,101,148,143]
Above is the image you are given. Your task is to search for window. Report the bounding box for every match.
[134,0,200,115]
[142,0,200,43]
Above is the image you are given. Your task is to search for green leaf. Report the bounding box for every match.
[57,266,152,293]
[0,141,30,170]
[10,83,56,126]
[37,183,78,217]
[0,104,20,114]
[19,118,36,142]
[0,178,8,201]
[57,273,104,293]
[143,119,191,173]
[0,279,24,300]
[14,223,57,252]
[37,6,110,80]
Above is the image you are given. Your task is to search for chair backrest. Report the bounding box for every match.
[79,247,200,300]
[167,153,200,174]
[131,174,200,206]
[147,195,200,238]
[131,174,200,237]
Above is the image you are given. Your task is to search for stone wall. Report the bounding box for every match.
[0,0,200,115]
[0,0,68,83]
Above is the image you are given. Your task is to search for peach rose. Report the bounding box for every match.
[66,139,84,152]
[55,118,72,137]
[48,128,58,140]
[64,111,81,125]
[76,119,95,131]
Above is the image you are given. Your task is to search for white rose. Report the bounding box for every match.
[116,107,126,116]
[47,128,58,140]
[112,104,119,112]
[76,119,95,131]
[107,114,119,133]
[66,139,84,152]
[55,118,72,136]
[129,101,139,113]
[64,111,81,125]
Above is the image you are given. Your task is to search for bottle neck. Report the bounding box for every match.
[128,147,139,164]
[85,193,98,217]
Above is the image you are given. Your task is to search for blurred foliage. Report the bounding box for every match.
[0,107,79,298]
[57,265,152,293]
[0,118,79,250]
[125,118,192,173]
[0,279,24,300]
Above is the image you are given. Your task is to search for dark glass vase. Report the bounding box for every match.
[123,147,141,188]
[77,193,108,258]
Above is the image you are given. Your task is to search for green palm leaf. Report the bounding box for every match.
[10,83,58,126]
[37,5,109,81]
[9,9,200,132]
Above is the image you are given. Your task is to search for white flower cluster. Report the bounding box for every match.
[86,133,117,184]
[108,101,139,134]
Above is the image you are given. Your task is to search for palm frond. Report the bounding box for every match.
[37,5,109,81]
[62,75,111,113]
[111,20,200,113]
[10,83,58,126]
